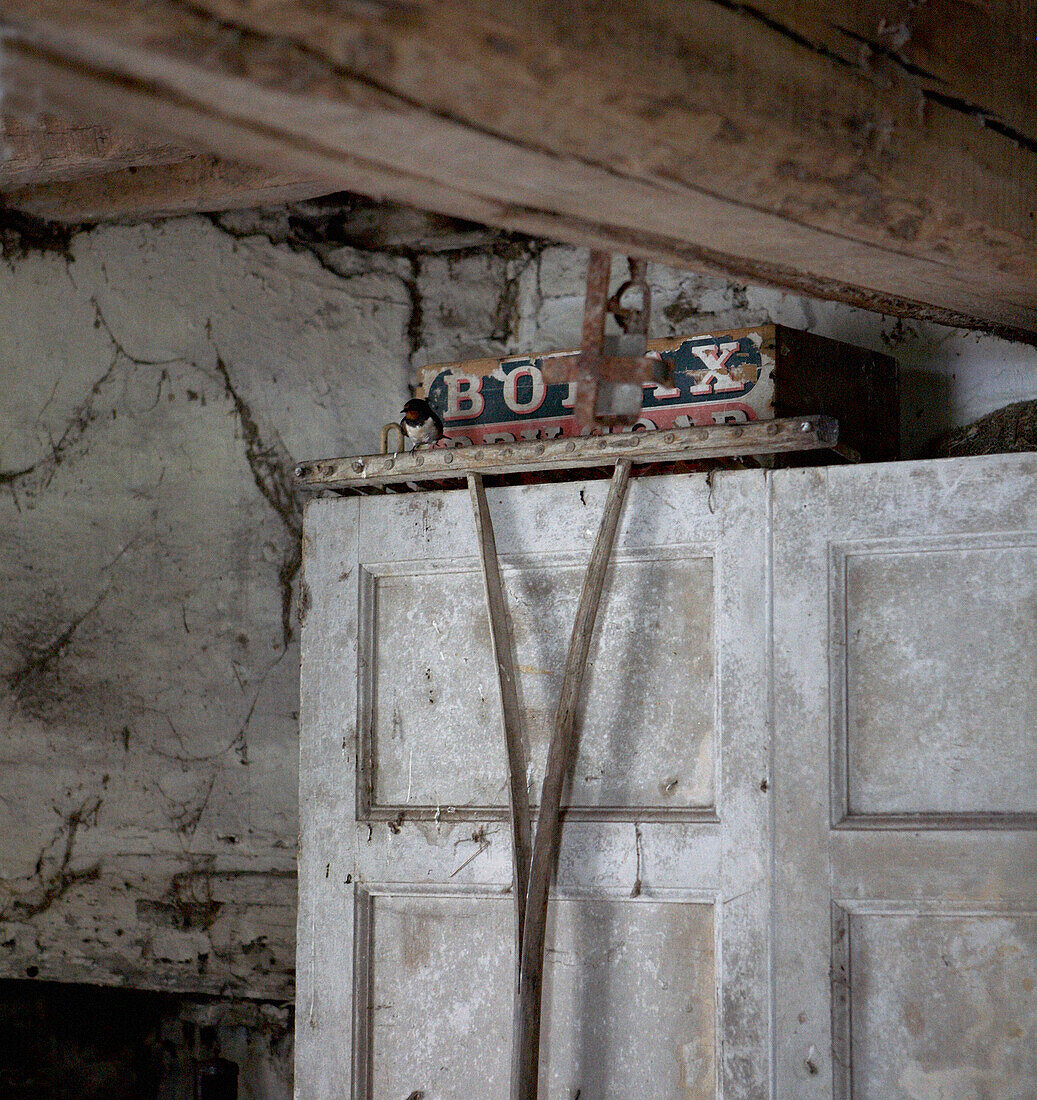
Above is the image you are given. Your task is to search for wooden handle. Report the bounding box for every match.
[511,459,633,1100]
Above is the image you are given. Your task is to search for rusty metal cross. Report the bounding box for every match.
[541,251,673,429]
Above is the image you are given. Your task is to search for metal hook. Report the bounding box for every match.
[381,422,406,455]
[606,257,650,335]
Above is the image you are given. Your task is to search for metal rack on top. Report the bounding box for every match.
[292,413,840,495]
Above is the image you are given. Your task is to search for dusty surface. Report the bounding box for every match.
[0,208,1034,1006]
[932,398,1037,457]
[297,471,772,1097]
[0,215,417,996]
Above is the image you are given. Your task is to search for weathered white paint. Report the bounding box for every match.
[840,542,1036,818]
[0,209,1033,1015]
[299,453,1036,1098]
[851,912,1037,1100]
[366,552,715,813]
[772,453,1037,1099]
[298,472,773,1098]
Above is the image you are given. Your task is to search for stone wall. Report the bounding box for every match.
[1,206,1034,1013]
[0,978,292,1099]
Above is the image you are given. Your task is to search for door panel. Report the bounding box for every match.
[299,471,771,1099]
[772,453,1037,1099]
[298,453,1037,1100]
[361,550,716,815]
[361,890,716,1100]
[839,908,1037,1100]
[834,537,1037,822]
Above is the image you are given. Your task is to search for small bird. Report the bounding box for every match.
[400,398,444,448]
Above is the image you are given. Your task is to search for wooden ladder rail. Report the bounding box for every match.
[469,461,633,1100]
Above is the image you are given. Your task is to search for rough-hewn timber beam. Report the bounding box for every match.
[0,115,333,221]
[5,151,335,222]
[0,115,188,189]
[1,1,1034,336]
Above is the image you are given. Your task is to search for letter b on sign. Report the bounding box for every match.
[445,375,485,420]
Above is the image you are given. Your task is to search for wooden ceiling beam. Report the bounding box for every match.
[0,1,1034,336]
[4,156,336,222]
[0,115,188,189]
[0,114,333,221]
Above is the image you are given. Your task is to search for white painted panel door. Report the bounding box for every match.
[772,453,1037,1100]
[297,471,771,1099]
[298,452,1037,1100]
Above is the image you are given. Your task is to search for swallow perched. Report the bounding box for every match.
[400,398,444,448]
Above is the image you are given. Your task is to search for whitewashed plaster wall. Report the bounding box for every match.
[0,216,420,998]
[1,213,1034,1003]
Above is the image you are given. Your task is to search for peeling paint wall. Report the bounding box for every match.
[0,211,1034,1019]
[0,216,420,1001]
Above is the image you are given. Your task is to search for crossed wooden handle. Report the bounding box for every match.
[468,461,633,1100]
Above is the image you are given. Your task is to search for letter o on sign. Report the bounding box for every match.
[503,366,547,414]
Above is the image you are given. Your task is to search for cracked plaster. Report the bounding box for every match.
[0,212,1034,1004]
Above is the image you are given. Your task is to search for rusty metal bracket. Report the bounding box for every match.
[541,252,672,430]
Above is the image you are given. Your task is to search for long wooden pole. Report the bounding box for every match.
[467,473,533,951]
[512,459,633,1100]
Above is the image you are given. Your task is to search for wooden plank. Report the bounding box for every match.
[514,459,632,1100]
[0,114,332,221]
[467,473,533,955]
[742,0,1036,146]
[293,416,839,491]
[1,1,1035,335]
[0,115,187,188]
[5,155,333,222]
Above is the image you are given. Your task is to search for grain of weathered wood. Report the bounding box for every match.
[514,459,632,1100]
[1,0,1034,335]
[5,155,329,222]
[467,473,533,954]
[0,115,187,189]
[0,115,330,220]
[294,416,839,492]
[744,0,1036,146]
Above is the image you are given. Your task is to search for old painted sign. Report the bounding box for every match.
[418,328,776,445]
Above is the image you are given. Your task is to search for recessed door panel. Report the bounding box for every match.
[840,909,1037,1100]
[364,891,716,1100]
[363,552,716,814]
[836,541,1037,820]
[774,454,1037,1100]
